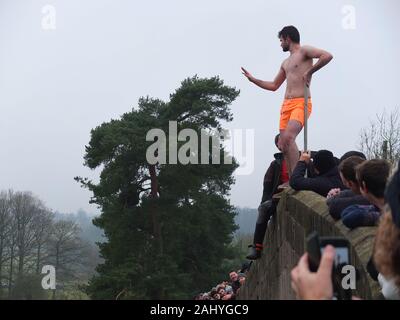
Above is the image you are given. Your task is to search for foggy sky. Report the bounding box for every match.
[1,0,399,214]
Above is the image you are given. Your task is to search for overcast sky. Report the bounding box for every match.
[1,0,399,214]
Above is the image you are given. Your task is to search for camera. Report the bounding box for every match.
[306,231,354,300]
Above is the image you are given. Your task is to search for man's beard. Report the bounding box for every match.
[282,46,289,52]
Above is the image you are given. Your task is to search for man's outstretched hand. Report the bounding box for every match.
[241,67,255,82]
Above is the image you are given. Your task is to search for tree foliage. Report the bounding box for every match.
[0,191,93,300]
[76,76,241,299]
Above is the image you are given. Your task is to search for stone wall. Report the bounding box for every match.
[238,189,382,300]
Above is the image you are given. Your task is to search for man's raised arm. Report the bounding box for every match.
[302,46,333,86]
[241,65,286,92]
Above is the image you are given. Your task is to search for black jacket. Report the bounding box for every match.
[261,153,317,203]
[290,161,345,197]
[261,153,284,203]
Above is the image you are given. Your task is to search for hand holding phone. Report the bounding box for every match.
[306,231,353,300]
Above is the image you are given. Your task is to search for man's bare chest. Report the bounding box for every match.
[283,55,311,74]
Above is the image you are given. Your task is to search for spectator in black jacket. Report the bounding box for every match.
[326,155,370,220]
[260,134,292,202]
[246,134,289,260]
[290,150,345,197]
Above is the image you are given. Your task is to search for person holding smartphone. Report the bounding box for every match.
[289,150,345,197]
[291,160,400,300]
[291,245,336,300]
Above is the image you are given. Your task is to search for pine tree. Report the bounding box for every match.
[76,76,240,299]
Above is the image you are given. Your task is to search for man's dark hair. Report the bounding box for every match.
[313,150,336,175]
[339,151,367,163]
[278,26,300,43]
[339,156,366,183]
[356,159,391,198]
[274,134,280,148]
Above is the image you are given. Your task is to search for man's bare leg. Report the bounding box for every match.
[287,139,300,175]
[279,120,303,177]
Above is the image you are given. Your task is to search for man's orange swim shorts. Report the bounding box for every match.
[279,97,312,130]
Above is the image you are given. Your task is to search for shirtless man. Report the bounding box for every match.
[242,26,333,176]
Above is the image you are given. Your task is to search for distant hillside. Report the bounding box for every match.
[56,207,257,242]
[235,207,257,235]
[56,208,257,240]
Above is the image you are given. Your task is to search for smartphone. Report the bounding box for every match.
[306,233,351,271]
[306,232,353,300]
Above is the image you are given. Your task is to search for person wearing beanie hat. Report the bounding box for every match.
[289,150,345,197]
[312,150,336,174]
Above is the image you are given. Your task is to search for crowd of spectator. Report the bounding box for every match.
[194,127,400,300]
[244,132,400,300]
[194,264,250,300]
[287,147,400,300]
